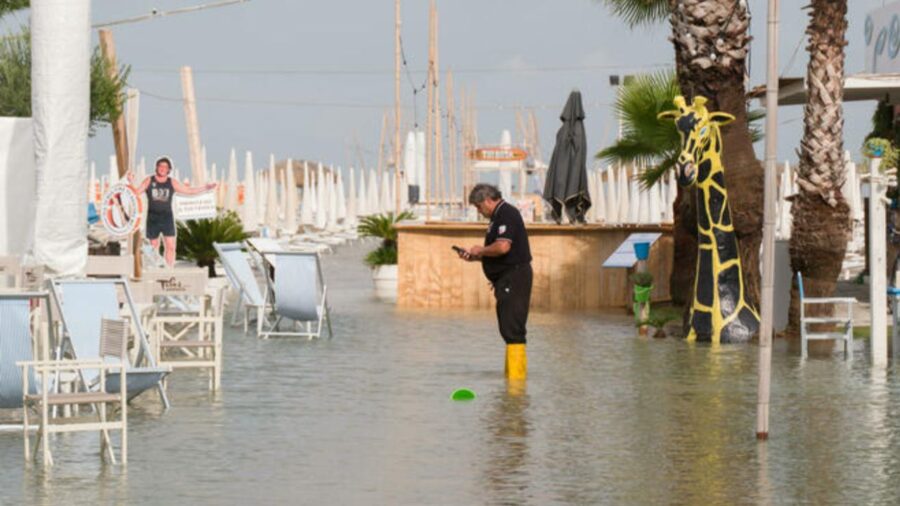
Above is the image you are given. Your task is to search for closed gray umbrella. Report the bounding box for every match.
[544,90,591,224]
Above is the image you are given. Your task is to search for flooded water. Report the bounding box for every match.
[3,243,900,504]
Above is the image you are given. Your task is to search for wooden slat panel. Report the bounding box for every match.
[397,223,674,311]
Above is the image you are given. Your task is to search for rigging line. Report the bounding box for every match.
[780,31,806,78]
[399,34,427,128]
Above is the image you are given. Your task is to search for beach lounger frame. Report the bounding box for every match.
[258,251,333,340]
[49,278,171,409]
[214,242,272,335]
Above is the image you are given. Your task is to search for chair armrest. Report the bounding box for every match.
[802,297,857,304]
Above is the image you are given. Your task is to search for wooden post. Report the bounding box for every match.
[99,29,142,278]
[98,30,128,178]
[757,0,779,441]
[180,66,205,185]
[869,156,888,366]
[425,1,435,221]
[378,110,388,181]
[447,71,457,215]
[433,6,443,216]
[394,0,402,213]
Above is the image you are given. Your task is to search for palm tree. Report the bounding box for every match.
[600,0,764,311]
[598,71,762,307]
[788,1,851,331]
[596,72,696,306]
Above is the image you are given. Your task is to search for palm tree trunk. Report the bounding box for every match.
[669,0,763,316]
[787,0,851,335]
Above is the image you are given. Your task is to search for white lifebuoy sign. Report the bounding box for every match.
[100,183,143,237]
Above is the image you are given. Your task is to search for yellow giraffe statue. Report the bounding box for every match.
[658,96,760,343]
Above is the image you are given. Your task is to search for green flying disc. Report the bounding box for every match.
[451,388,476,401]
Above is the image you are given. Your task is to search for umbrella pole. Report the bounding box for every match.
[757,0,780,441]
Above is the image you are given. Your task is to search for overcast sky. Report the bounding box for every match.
[13,0,895,174]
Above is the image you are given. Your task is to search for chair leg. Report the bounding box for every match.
[801,329,808,359]
[23,404,30,462]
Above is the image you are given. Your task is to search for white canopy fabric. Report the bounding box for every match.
[326,170,339,232]
[416,131,426,193]
[30,0,91,276]
[617,165,629,223]
[593,169,606,223]
[404,131,417,186]
[242,151,258,232]
[379,170,391,215]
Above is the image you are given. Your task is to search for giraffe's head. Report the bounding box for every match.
[658,95,734,187]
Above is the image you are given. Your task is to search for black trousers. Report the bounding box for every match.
[492,263,533,345]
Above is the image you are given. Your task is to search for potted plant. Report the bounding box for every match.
[358,211,414,302]
[177,210,248,277]
[630,271,654,335]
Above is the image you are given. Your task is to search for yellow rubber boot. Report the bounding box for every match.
[505,344,527,380]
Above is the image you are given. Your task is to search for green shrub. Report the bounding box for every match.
[357,211,414,267]
[630,271,654,287]
[177,211,248,276]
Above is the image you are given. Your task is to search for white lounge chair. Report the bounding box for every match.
[50,278,171,408]
[214,242,271,334]
[259,251,333,339]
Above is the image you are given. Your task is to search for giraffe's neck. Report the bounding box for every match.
[688,130,759,343]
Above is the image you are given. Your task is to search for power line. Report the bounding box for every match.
[92,0,249,28]
[138,88,613,111]
[131,62,674,77]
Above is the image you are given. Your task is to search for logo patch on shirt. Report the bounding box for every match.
[498,225,507,235]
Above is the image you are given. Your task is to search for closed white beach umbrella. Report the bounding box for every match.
[314,163,327,230]
[300,161,313,227]
[357,167,369,216]
[225,148,239,212]
[108,154,118,183]
[266,155,279,231]
[404,131,417,186]
[346,167,358,226]
[242,151,258,232]
[257,170,266,223]
[778,161,792,239]
[605,165,618,225]
[367,169,380,215]
[617,165,629,223]
[336,168,347,223]
[200,145,208,185]
[416,131,426,192]
[284,158,298,234]
[648,180,660,224]
[380,170,391,214]
[326,170,339,231]
[593,169,607,223]
[628,171,640,223]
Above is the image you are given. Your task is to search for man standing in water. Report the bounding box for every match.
[128,157,216,267]
[457,184,533,380]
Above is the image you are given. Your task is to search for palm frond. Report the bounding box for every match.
[598,0,669,27]
[748,108,765,144]
[637,153,678,190]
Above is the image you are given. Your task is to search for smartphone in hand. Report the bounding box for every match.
[451,245,466,255]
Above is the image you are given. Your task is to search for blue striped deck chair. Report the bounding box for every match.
[259,251,332,340]
[214,242,270,334]
[50,278,171,408]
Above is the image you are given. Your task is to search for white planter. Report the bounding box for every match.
[372,264,398,303]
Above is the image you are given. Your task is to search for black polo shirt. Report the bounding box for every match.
[482,200,532,283]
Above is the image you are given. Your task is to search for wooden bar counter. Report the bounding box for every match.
[396,222,674,311]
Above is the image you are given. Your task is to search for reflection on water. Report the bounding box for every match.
[3,243,900,504]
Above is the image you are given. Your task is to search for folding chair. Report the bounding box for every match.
[259,251,333,339]
[214,242,270,334]
[20,317,129,466]
[0,294,44,414]
[50,278,171,408]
